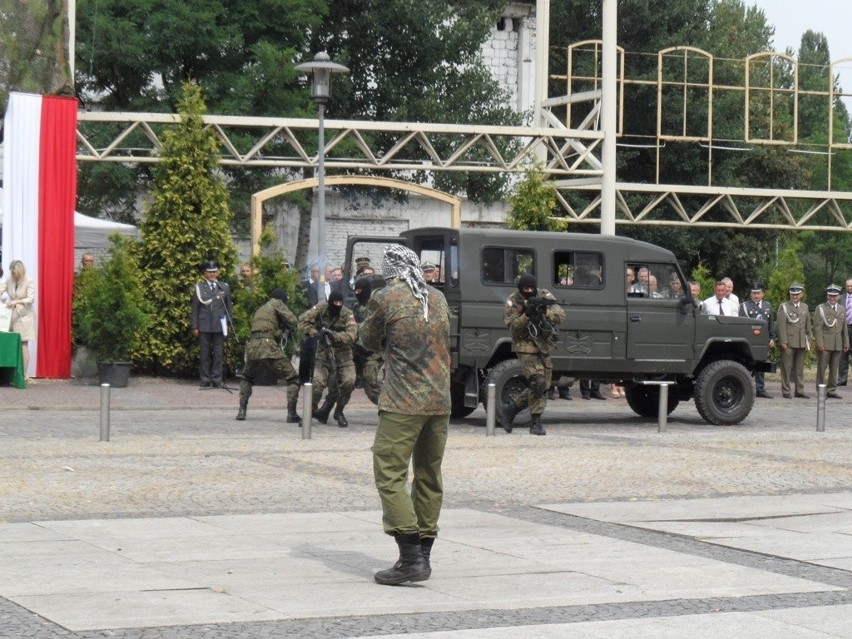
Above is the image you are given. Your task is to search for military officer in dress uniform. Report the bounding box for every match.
[298,290,358,427]
[236,289,302,422]
[502,273,566,436]
[191,260,233,388]
[777,283,812,399]
[813,284,849,398]
[739,282,776,398]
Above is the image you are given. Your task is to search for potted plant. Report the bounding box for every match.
[75,236,153,387]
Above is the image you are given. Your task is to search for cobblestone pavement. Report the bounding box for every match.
[0,377,850,637]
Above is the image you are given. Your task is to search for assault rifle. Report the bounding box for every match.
[522,296,559,340]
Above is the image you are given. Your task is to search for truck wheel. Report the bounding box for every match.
[624,383,680,418]
[694,360,754,425]
[450,381,477,419]
[483,359,532,427]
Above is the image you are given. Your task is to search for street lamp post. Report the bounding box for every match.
[295,51,349,302]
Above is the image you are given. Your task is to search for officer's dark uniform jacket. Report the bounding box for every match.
[739,299,776,341]
[191,280,232,332]
[244,299,298,360]
[298,303,357,364]
[504,288,565,355]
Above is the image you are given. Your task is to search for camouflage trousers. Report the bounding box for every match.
[372,411,449,537]
[239,339,300,404]
[514,351,553,416]
[312,354,355,411]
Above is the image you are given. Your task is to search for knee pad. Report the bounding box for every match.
[529,374,547,396]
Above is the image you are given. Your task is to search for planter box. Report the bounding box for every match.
[97,362,131,388]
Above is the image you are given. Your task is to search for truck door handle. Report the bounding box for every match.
[630,315,641,322]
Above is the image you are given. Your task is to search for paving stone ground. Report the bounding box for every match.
[0,376,850,638]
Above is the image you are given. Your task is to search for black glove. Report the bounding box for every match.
[320,327,335,344]
[523,303,534,317]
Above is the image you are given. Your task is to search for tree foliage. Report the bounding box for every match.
[133,82,237,374]
[506,164,562,231]
[0,0,73,112]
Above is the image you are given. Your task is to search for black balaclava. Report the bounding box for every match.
[354,277,372,305]
[328,290,344,316]
[517,273,537,300]
[269,288,288,303]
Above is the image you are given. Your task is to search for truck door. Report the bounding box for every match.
[626,262,695,365]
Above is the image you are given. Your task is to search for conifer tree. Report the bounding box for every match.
[135,82,237,374]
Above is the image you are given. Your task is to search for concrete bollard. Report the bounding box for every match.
[302,383,313,440]
[486,383,496,436]
[99,383,111,442]
[816,383,826,432]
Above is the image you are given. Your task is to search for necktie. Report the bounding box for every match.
[718,300,724,315]
[210,282,215,291]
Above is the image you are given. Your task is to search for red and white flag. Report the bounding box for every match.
[2,92,78,378]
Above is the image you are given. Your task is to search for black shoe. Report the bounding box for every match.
[782,393,792,399]
[529,415,546,436]
[558,390,572,400]
[581,394,591,400]
[199,381,211,389]
[590,393,607,400]
[838,381,847,386]
[795,393,810,399]
[501,400,520,433]
[826,392,842,399]
[314,401,333,424]
[756,390,772,398]
[546,389,556,400]
[374,533,429,586]
[334,410,348,428]
[236,399,247,421]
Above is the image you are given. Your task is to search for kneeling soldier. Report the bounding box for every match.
[237,289,301,422]
[502,274,565,435]
[298,290,358,426]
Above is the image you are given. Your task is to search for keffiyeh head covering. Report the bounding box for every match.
[383,244,430,319]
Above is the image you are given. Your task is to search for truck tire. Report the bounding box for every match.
[694,360,754,425]
[483,359,532,427]
[450,381,477,419]
[624,383,680,418]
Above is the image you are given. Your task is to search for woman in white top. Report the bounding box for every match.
[0,260,35,375]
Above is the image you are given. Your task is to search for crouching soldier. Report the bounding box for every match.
[237,289,301,422]
[501,274,565,435]
[298,290,358,426]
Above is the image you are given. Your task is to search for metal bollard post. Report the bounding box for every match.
[486,383,496,436]
[302,383,313,440]
[816,383,826,432]
[99,383,111,442]
[657,384,668,433]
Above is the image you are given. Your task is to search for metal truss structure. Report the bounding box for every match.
[75,42,852,233]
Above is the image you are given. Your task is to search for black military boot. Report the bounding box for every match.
[235,398,247,421]
[286,398,301,423]
[374,533,430,586]
[420,537,435,576]
[334,409,348,428]
[501,400,520,433]
[529,414,546,436]
[314,400,333,424]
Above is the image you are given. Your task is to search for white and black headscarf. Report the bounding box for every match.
[383,244,430,320]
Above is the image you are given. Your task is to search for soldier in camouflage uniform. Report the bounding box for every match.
[297,290,358,427]
[236,289,301,422]
[502,273,566,435]
[359,244,451,586]
[352,277,384,405]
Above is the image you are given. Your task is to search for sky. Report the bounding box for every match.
[749,0,852,98]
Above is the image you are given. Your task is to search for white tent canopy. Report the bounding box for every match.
[72,211,138,248]
[1,186,137,250]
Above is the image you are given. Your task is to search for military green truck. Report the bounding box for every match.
[344,227,773,426]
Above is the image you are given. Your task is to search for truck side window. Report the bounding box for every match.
[554,251,603,289]
[482,247,535,285]
[627,263,683,299]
